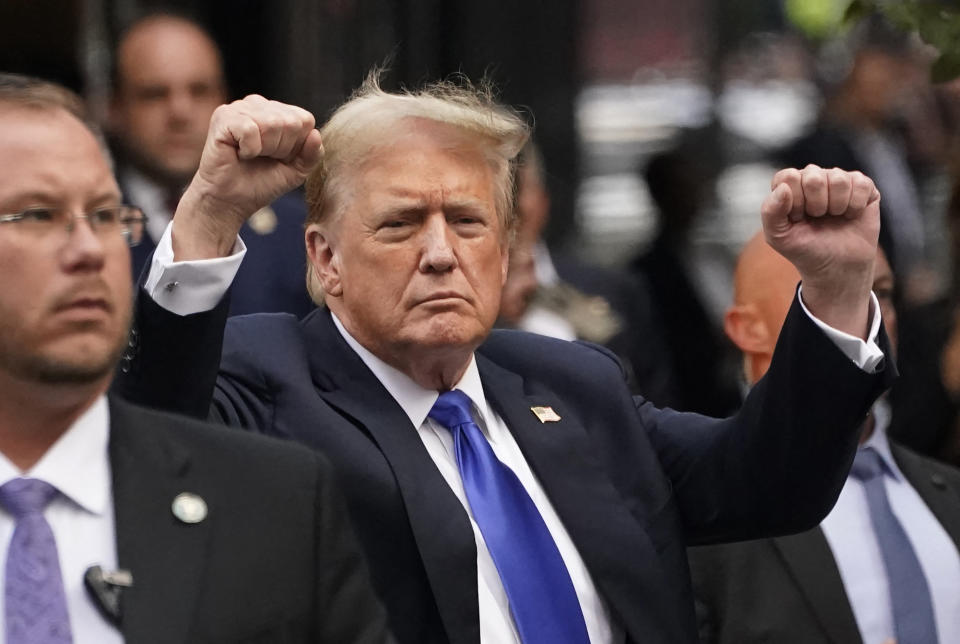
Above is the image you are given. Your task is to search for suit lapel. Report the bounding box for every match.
[108,398,212,644]
[476,354,684,642]
[302,311,481,644]
[893,442,960,551]
[772,530,862,644]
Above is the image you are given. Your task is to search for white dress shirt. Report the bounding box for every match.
[332,314,621,644]
[821,401,960,644]
[120,167,178,244]
[0,396,123,643]
[145,220,887,642]
[517,241,578,340]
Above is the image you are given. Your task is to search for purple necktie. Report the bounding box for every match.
[0,478,73,643]
[851,448,939,644]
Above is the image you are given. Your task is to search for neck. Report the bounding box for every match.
[0,375,107,471]
[401,349,473,391]
[330,306,478,391]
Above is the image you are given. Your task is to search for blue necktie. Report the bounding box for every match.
[0,478,73,643]
[429,390,590,644]
[850,448,939,644]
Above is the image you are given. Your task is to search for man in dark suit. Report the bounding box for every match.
[498,141,679,406]
[108,12,314,317]
[0,73,388,643]
[689,234,960,644]
[117,76,894,644]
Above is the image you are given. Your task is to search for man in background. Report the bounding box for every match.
[499,141,679,405]
[689,233,960,644]
[0,72,387,643]
[109,12,313,316]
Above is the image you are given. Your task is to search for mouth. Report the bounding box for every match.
[416,291,469,306]
[54,296,112,319]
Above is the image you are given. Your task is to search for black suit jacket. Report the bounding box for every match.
[106,396,389,643]
[116,291,893,644]
[688,442,960,644]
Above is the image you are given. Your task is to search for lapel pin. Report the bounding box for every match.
[530,406,561,423]
[248,206,278,235]
[172,492,208,524]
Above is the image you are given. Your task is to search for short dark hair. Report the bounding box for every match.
[110,10,222,93]
[0,72,109,157]
[0,72,89,121]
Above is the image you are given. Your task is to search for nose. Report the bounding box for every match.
[419,214,458,273]
[60,216,106,272]
[167,88,194,123]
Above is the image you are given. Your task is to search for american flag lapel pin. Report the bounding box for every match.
[530,406,561,423]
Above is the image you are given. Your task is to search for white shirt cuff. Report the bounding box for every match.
[143,221,246,316]
[797,285,885,373]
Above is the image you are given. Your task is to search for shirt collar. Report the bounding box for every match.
[532,240,559,286]
[859,397,903,482]
[121,167,175,241]
[331,312,492,429]
[0,396,111,516]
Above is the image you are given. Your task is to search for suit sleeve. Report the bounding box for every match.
[639,295,897,544]
[311,452,395,644]
[113,287,230,420]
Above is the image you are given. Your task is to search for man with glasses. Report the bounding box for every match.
[0,72,388,643]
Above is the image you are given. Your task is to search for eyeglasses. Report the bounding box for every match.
[0,206,148,247]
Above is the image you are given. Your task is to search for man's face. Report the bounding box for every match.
[0,107,132,386]
[111,17,226,184]
[314,120,509,374]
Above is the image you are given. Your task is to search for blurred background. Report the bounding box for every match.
[6,0,960,461]
[4,1,957,296]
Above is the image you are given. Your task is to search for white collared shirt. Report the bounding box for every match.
[821,401,960,644]
[0,396,123,642]
[332,314,622,644]
[120,167,178,244]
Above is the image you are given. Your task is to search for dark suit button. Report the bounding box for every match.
[931,473,947,489]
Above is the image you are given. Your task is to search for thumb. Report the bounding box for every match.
[290,130,323,175]
[761,182,794,237]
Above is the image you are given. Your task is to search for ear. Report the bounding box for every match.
[724,304,773,355]
[305,223,343,298]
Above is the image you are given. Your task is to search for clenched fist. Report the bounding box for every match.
[172,95,323,261]
[762,164,881,339]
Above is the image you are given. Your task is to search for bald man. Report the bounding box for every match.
[688,233,960,644]
[108,13,313,316]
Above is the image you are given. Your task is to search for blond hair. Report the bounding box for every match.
[304,72,530,304]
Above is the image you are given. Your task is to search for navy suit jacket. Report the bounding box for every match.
[129,190,315,318]
[106,396,388,643]
[116,291,893,644]
[688,442,960,644]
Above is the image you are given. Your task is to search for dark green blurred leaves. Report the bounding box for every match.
[845,0,960,81]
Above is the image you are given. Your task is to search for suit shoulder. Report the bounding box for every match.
[222,312,310,377]
[110,396,324,477]
[892,440,960,488]
[480,329,627,381]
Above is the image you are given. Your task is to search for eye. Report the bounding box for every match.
[90,207,121,226]
[22,207,57,223]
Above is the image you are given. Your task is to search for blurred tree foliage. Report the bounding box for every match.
[845,0,960,81]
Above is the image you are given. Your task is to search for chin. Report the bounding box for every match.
[413,315,489,351]
[4,335,125,386]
